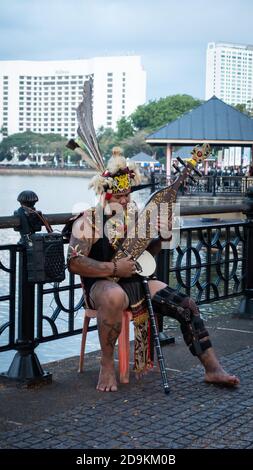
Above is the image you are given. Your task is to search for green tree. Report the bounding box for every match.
[131,95,202,131]
[120,130,153,158]
[97,126,116,162]
[0,131,69,162]
[115,117,134,141]
[234,102,253,116]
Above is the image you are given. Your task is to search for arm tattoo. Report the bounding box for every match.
[70,255,113,276]
[68,235,92,260]
[67,207,113,277]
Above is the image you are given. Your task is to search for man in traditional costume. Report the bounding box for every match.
[67,79,239,392]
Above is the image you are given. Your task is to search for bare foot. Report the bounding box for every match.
[199,347,239,387]
[96,359,118,392]
[205,368,240,387]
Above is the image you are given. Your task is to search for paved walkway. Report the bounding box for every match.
[0,312,253,453]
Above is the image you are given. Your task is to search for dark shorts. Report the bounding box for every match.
[82,275,192,315]
[82,275,142,309]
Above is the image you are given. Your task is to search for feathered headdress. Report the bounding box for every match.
[66,78,140,199]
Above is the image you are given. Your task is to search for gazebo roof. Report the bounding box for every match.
[146,96,253,146]
[128,152,156,163]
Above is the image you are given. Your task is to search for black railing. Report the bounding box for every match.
[157,220,246,303]
[184,175,253,196]
[153,174,253,196]
[1,189,253,384]
[0,244,17,351]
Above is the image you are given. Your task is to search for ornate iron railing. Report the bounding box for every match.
[157,220,246,303]
[0,244,18,351]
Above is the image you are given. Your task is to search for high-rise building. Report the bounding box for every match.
[0,56,146,139]
[205,42,253,108]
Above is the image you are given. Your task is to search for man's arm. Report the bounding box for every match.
[67,216,115,277]
[69,257,115,278]
[69,242,137,279]
[69,247,115,278]
[67,213,136,279]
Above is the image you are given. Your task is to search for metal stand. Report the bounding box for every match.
[141,277,170,394]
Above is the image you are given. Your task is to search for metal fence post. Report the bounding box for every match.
[212,173,217,196]
[2,191,52,385]
[239,186,253,318]
[156,250,175,345]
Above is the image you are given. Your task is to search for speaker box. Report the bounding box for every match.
[26,232,65,283]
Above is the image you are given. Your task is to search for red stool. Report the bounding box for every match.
[78,309,132,383]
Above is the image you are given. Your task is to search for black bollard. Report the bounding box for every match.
[238,186,253,318]
[150,171,156,194]
[212,172,217,197]
[1,191,52,385]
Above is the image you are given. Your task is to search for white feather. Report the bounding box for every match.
[89,175,114,195]
[107,156,127,174]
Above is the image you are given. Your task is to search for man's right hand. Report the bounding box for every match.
[114,256,137,278]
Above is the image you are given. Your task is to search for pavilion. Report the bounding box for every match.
[145,96,253,175]
[127,151,161,169]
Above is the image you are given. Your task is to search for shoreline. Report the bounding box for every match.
[0,167,97,177]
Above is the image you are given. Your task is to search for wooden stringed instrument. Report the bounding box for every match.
[112,143,211,277]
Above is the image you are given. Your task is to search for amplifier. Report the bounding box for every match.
[26,232,65,283]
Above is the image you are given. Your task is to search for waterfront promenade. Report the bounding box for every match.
[0,298,252,459]
[0,166,97,178]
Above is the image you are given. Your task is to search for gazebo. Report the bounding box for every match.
[128,151,160,169]
[146,96,253,176]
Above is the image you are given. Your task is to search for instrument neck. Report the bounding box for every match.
[170,165,190,192]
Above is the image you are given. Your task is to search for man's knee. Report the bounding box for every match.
[99,286,127,311]
[151,286,212,356]
[180,296,199,316]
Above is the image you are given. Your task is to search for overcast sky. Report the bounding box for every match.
[0,0,252,101]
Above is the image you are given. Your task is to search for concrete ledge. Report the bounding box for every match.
[0,167,96,177]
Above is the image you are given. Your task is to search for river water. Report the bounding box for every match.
[0,173,148,371]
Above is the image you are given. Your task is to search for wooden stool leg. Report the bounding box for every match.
[118,311,131,384]
[78,315,91,373]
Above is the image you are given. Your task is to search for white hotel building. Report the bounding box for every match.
[0,56,146,139]
[205,42,253,108]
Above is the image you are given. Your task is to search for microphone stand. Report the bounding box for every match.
[141,276,170,394]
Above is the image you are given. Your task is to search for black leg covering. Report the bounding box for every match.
[152,287,212,356]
